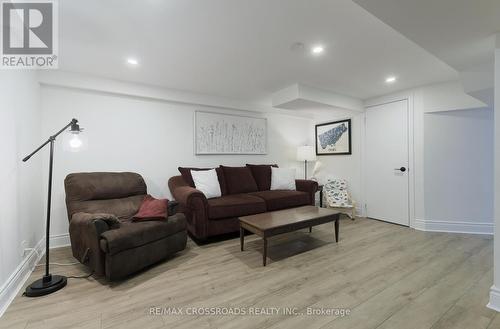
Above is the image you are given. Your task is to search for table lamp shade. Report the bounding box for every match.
[297,145,316,162]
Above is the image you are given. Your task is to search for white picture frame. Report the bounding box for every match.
[195,111,267,155]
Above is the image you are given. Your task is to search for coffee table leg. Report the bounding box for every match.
[334,218,339,242]
[263,238,267,266]
[240,227,244,251]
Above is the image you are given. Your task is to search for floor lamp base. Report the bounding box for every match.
[24,274,67,297]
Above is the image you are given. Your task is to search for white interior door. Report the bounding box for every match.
[365,99,409,226]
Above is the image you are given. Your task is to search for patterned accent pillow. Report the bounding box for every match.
[325,178,347,191]
[324,178,349,207]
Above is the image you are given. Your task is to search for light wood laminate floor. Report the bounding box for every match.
[0,217,497,329]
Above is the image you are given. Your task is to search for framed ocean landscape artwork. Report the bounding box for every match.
[315,119,352,155]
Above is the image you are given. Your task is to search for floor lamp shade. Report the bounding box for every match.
[297,146,316,179]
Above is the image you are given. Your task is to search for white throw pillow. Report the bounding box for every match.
[270,167,296,190]
[191,169,221,199]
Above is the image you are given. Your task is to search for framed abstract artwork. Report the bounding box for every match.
[315,119,352,155]
[195,111,267,154]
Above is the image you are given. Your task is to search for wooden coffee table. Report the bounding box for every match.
[239,205,340,266]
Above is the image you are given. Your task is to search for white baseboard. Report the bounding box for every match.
[0,237,45,318]
[413,218,493,235]
[0,233,69,318]
[50,233,70,248]
[356,206,365,218]
[488,285,500,312]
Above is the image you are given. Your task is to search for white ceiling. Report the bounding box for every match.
[352,0,500,72]
[59,0,458,102]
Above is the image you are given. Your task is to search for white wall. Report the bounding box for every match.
[310,110,364,214]
[365,80,493,234]
[488,33,500,312]
[0,72,44,315]
[40,84,314,243]
[419,83,493,234]
[424,108,493,227]
[305,82,488,225]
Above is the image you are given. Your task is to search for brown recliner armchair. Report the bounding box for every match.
[64,172,187,281]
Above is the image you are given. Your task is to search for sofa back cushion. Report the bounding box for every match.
[64,172,147,221]
[220,166,258,194]
[178,167,227,195]
[246,164,278,191]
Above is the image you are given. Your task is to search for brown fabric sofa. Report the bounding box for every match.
[65,172,187,280]
[168,165,318,241]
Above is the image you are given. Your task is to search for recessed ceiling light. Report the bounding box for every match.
[127,58,139,65]
[311,45,324,55]
[385,76,397,83]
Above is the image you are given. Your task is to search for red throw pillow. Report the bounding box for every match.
[133,195,168,221]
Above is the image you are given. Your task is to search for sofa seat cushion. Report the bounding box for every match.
[207,194,266,220]
[100,213,186,255]
[249,190,310,211]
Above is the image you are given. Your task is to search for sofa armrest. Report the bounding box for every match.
[69,212,118,276]
[169,185,209,240]
[171,186,207,207]
[295,179,319,205]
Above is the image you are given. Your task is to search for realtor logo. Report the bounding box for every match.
[1,0,58,69]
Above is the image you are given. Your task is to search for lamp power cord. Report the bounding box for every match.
[29,248,93,279]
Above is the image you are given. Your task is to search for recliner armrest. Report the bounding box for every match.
[168,200,180,215]
[69,212,119,276]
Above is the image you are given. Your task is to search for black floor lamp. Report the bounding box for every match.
[22,118,84,297]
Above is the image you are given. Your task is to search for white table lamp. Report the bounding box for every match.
[297,145,316,179]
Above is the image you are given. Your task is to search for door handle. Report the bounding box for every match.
[394,167,407,172]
